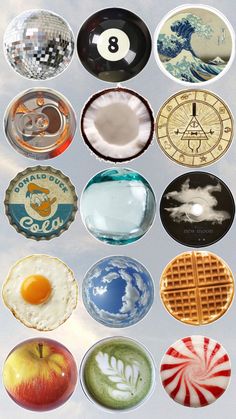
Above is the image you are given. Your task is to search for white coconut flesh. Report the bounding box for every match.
[82,90,153,160]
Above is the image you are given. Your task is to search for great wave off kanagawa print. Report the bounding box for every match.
[156,6,233,83]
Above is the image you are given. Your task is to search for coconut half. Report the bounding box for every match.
[81,88,154,162]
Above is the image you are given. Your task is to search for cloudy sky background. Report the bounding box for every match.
[0,0,236,418]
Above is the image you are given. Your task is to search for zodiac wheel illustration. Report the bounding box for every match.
[156,90,233,167]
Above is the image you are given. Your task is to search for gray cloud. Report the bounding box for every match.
[164,179,231,224]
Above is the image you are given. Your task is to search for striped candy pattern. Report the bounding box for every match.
[160,335,231,407]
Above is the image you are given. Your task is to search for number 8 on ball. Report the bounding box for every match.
[77,8,152,82]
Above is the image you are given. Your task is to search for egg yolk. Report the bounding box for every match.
[21,275,52,305]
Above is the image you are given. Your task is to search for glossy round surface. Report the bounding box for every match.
[154,5,234,85]
[160,251,234,325]
[80,337,155,411]
[81,87,154,162]
[5,88,76,160]
[3,338,77,411]
[160,335,231,407]
[4,166,78,240]
[77,8,151,82]
[80,168,156,245]
[4,9,74,80]
[2,254,78,331]
[160,171,235,247]
[83,256,154,327]
[156,89,233,167]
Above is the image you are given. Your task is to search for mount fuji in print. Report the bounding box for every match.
[157,10,232,83]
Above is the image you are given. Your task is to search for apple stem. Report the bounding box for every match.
[38,343,43,358]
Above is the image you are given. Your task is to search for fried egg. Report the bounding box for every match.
[2,254,78,331]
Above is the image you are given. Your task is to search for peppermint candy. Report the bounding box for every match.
[160,335,231,407]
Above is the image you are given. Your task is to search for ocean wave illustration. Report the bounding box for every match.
[157,13,228,82]
[164,50,223,82]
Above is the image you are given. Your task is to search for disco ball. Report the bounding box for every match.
[4,9,74,80]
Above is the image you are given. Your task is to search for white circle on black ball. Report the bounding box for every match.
[97,28,130,62]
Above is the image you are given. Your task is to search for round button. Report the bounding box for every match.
[3,338,78,411]
[81,87,154,162]
[80,337,155,411]
[80,168,156,245]
[156,89,233,167]
[77,8,152,82]
[5,166,78,241]
[5,88,76,160]
[160,171,235,247]
[4,9,74,80]
[82,256,154,328]
[154,5,234,85]
[160,251,234,325]
[97,28,130,62]
[160,336,231,407]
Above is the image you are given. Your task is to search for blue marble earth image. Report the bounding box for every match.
[82,256,154,328]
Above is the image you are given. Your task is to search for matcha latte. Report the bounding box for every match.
[80,337,155,411]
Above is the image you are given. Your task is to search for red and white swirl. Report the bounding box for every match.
[160,335,231,407]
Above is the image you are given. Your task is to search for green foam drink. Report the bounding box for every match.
[80,336,155,411]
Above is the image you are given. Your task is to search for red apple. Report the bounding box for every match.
[3,338,77,411]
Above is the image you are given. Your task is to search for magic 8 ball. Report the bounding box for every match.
[77,8,152,82]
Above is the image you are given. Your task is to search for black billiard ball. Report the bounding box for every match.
[77,8,152,82]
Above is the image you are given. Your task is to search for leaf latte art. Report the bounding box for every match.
[160,336,231,407]
[96,352,140,399]
[81,337,155,411]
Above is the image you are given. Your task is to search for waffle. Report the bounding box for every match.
[160,251,234,325]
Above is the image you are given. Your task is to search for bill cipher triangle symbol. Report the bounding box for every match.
[181,117,208,141]
[175,102,214,153]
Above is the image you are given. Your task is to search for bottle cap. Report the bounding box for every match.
[5,165,78,240]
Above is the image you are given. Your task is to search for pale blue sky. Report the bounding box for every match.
[0,1,236,418]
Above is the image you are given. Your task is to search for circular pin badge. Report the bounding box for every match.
[160,251,234,325]
[5,88,76,160]
[82,256,154,328]
[80,168,156,245]
[160,172,235,247]
[4,9,74,80]
[5,166,78,240]
[154,5,235,85]
[81,87,154,162]
[77,8,151,82]
[156,90,233,167]
[3,338,78,411]
[160,336,231,407]
[80,336,155,411]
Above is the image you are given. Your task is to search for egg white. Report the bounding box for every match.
[2,254,78,331]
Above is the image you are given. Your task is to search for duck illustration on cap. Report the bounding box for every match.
[26,183,57,217]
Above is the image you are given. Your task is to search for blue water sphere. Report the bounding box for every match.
[80,168,156,245]
[82,256,154,328]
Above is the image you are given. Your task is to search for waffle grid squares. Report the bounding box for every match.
[160,251,234,325]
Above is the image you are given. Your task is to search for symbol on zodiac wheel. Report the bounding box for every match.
[174,102,214,153]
